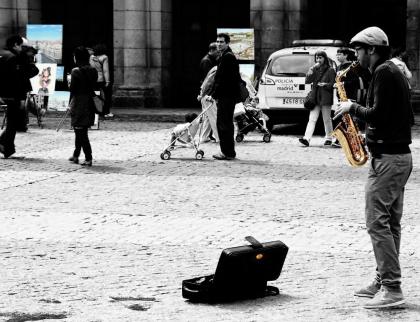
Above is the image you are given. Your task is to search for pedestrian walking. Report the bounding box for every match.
[334,26,414,309]
[89,44,112,119]
[68,46,98,167]
[209,33,242,160]
[0,35,39,158]
[299,50,336,147]
[199,42,218,84]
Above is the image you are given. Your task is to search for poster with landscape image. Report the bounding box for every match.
[217,28,254,60]
[27,24,63,64]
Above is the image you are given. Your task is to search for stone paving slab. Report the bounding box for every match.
[0,118,419,321]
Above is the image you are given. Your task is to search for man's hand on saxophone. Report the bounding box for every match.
[333,100,356,121]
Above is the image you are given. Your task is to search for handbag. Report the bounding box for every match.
[236,79,249,103]
[303,88,317,110]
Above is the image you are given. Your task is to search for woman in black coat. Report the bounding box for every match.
[68,46,98,166]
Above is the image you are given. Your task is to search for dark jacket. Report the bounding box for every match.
[337,62,371,105]
[0,48,39,100]
[305,64,336,106]
[350,59,413,155]
[211,47,241,101]
[199,53,217,83]
[69,65,98,127]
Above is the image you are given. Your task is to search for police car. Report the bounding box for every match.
[257,39,343,129]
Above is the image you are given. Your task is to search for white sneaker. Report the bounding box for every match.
[363,286,405,309]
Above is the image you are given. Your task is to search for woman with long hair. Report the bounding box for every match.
[68,46,98,166]
[299,50,336,147]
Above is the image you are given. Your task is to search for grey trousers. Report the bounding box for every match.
[366,153,413,289]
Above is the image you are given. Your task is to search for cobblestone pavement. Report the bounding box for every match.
[0,115,420,322]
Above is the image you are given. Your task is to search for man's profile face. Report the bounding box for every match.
[355,46,370,69]
[216,37,228,52]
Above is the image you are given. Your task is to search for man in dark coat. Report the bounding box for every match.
[209,33,241,160]
[0,35,39,158]
[199,42,218,83]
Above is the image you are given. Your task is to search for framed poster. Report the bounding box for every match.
[48,91,70,111]
[56,66,65,82]
[27,24,63,64]
[239,64,254,81]
[216,28,254,60]
[30,63,58,95]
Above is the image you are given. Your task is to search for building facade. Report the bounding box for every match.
[0,0,418,108]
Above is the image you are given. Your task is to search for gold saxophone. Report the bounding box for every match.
[332,62,368,167]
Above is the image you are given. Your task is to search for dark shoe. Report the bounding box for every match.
[363,286,405,309]
[69,156,79,164]
[298,138,309,147]
[3,148,15,159]
[355,280,381,298]
[81,160,92,166]
[212,153,235,160]
[324,139,332,146]
[0,144,4,154]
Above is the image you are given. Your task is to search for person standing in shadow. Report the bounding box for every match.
[68,46,98,167]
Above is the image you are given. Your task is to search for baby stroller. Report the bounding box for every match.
[234,99,271,143]
[160,100,217,161]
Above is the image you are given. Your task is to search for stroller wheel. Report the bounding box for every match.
[160,150,171,160]
[263,133,271,143]
[195,150,204,160]
[235,134,244,143]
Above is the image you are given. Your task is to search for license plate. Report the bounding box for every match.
[283,98,304,105]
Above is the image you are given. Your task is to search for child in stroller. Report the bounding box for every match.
[160,112,206,160]
[234,96,271,143]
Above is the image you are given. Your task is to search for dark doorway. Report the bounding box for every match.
[171,0,250,107]
[304,0,407,49]
[39,0,113,80]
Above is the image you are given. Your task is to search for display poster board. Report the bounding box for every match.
[216,28,254,60]
[48,91,70,111]
[30,63,58,95]
[27,24,63,64]
[239,64,254,81]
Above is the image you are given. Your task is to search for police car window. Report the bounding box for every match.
[268,55,313,76]
[268,55,337,75]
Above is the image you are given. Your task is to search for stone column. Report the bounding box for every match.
[251,0,307,77]
[113,0,171,107]
[0,0,41,45]
[407,0,420,89]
